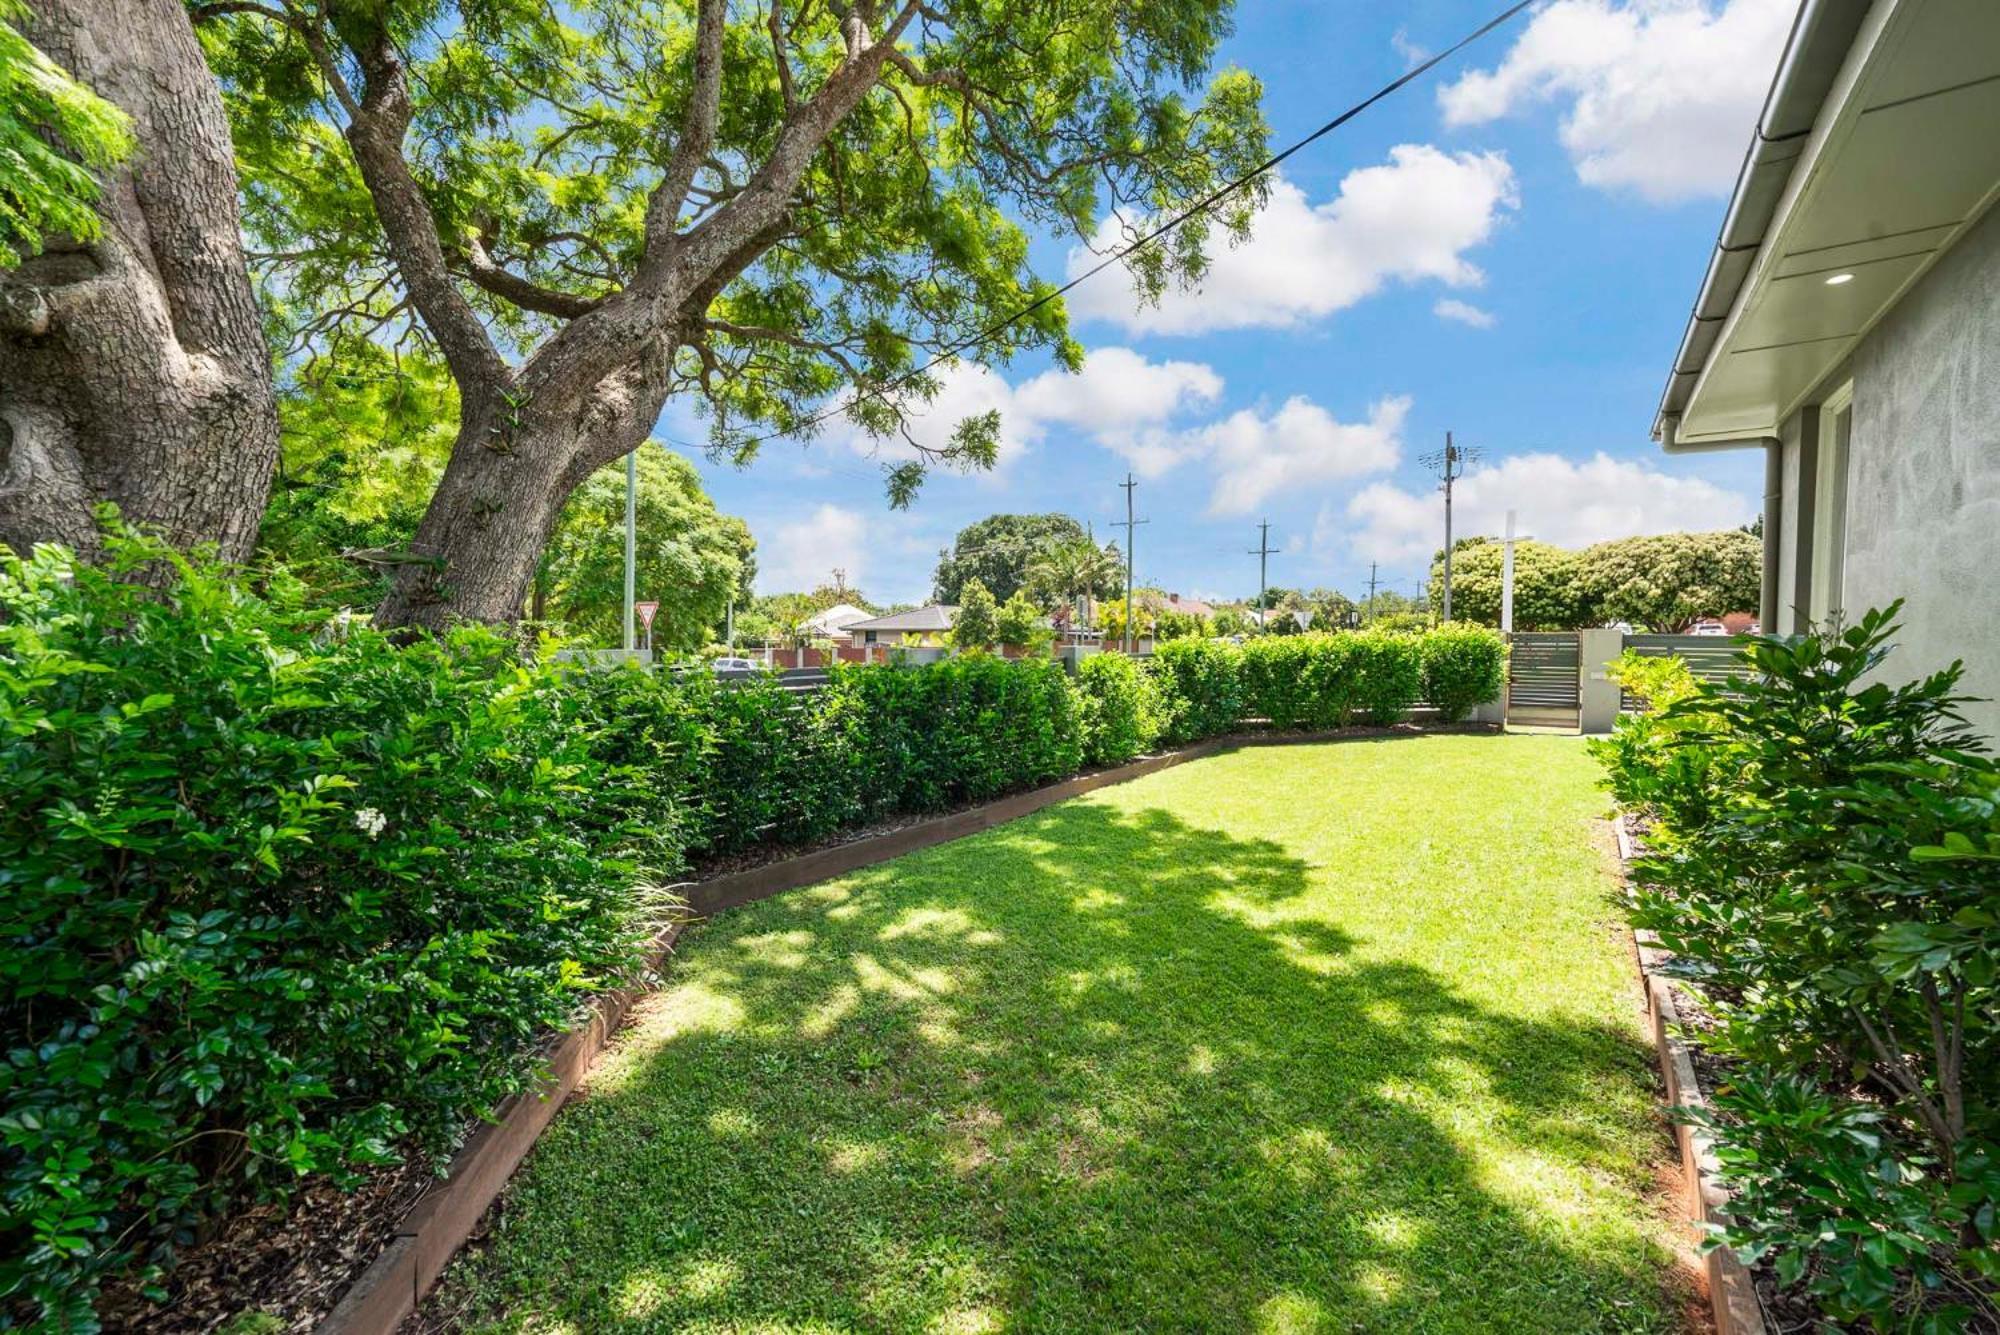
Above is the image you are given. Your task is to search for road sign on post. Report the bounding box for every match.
[635,601,659,652]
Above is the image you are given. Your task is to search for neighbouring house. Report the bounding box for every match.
[802,602,872,640]
[845,604,957,648]
[1654,0,2000,737]
[843,602,1089,651]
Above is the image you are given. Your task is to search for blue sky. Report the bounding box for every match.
[664,0,1795,608]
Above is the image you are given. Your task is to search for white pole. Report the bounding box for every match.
[1501,508,1516,635]
[622,449,637,652]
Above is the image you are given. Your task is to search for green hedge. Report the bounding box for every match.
[1421,622,1510,723]
[1149,639,1244,745]
[1073,651,1165,766]
[0,531,1504,1326]
[0,534,673,1328]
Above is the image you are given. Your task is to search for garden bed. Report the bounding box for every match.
[1614,815,1768,1335]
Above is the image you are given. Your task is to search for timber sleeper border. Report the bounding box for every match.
[315,724,1493,1333]
[1611,816,1768,1335]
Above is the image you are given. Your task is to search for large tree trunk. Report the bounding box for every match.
[0,0,277,563]
[372,342,674,631]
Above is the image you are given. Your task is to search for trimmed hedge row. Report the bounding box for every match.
[0,527,1505,1329]
[1,536,673,1329]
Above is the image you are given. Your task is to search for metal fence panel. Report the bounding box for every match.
[1619,634,1747,710]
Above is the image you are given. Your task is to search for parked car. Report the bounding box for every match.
[711,656,759,673]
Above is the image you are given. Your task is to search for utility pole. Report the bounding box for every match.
[1112,473,1149,653]
[1365,561,1381,626]
[1419,432,1479,623]
[622,447,638,652]
[1249,520,1277,631]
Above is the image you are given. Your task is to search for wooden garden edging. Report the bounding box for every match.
[1611,817,1768,1335]
[316,724,1490,1333]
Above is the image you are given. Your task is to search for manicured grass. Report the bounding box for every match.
[429,735,1688,1333]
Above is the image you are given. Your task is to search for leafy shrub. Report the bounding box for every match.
[1347,631,1423,725]
[1074,652,1164,766]
[1147,639,1242,745]
[1419,623,1505,723]
[1592,650,1722,827]
[1598,605,2000,1326]
[0,531,669,1328]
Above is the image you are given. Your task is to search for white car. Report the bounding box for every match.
[711,656,759,673]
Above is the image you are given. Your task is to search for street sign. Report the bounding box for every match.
[635,601,659,630]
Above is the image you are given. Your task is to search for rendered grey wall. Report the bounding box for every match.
[1847,202,2000,741]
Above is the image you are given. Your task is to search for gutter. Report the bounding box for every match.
[1651,0,1874,443]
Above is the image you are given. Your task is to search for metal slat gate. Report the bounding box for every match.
[1507,632,1581,728]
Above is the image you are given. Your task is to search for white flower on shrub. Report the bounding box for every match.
[354,807,387,839]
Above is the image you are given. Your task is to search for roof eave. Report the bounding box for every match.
[1652,0,1874,443]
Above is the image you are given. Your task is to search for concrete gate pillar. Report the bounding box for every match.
[1578,628,1626,734]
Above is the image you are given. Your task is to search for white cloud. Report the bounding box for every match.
[1439,0,1794,203]
[1066,148,1518,335]
[758,503,869,594]
[1391,27,1431,68]
[824,345,1408,519]
[1189,395,1410,516]
[826,346,1221,476]
[1343,450,1757,560]
[1434,298,1498,328]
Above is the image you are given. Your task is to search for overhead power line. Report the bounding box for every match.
[690,0,1538,456]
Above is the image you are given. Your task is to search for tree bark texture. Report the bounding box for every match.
[0,0,278,564]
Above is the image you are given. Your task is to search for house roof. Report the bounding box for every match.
[844,604,958,632]
[803,603,871,636]
[1151,591,1218,619]
[1657,0,2000,450]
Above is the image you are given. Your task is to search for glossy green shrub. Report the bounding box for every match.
[1148,639,1243,745]
[1598,606,2000,1326]
[0,532,668,1329]
[1073,651,1165,766]
[1348,632,1423,725]
[1238,636,1354,729]
[1419,623,1505,723]
[906,653,1083,803]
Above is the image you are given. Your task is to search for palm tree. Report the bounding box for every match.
[1027,535,1124,628]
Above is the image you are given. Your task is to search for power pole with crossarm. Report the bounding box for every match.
[1249,520,1277,631]
[1113,474,1149,653]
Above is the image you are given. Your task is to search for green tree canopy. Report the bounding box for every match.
[536,445,754,651]
[1430,538,1589,631]
[190,0,1268,628]
[1026,534,1125,614]
[0,0,132,265]
[257,346,461,605]
[994,588,1048,650]
[1426,529,1763,632]
[952,577,999,650]
[934,514,1112,604]
[1582,529,1760,632]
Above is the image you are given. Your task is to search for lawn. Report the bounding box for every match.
[426,734,1690,1333]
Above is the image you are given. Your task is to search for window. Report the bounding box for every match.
[1810,382,1853,625]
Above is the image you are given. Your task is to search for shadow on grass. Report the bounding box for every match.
[439,795,1682,1334]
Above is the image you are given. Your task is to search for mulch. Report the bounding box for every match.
[97,1154,439,1334]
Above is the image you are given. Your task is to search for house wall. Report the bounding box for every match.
[1842,201,2000,740]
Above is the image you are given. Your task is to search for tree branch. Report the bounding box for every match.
[336,22,509,397]
[768,1,799,113]
[461,235,603,319]
[641,0,728,257]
